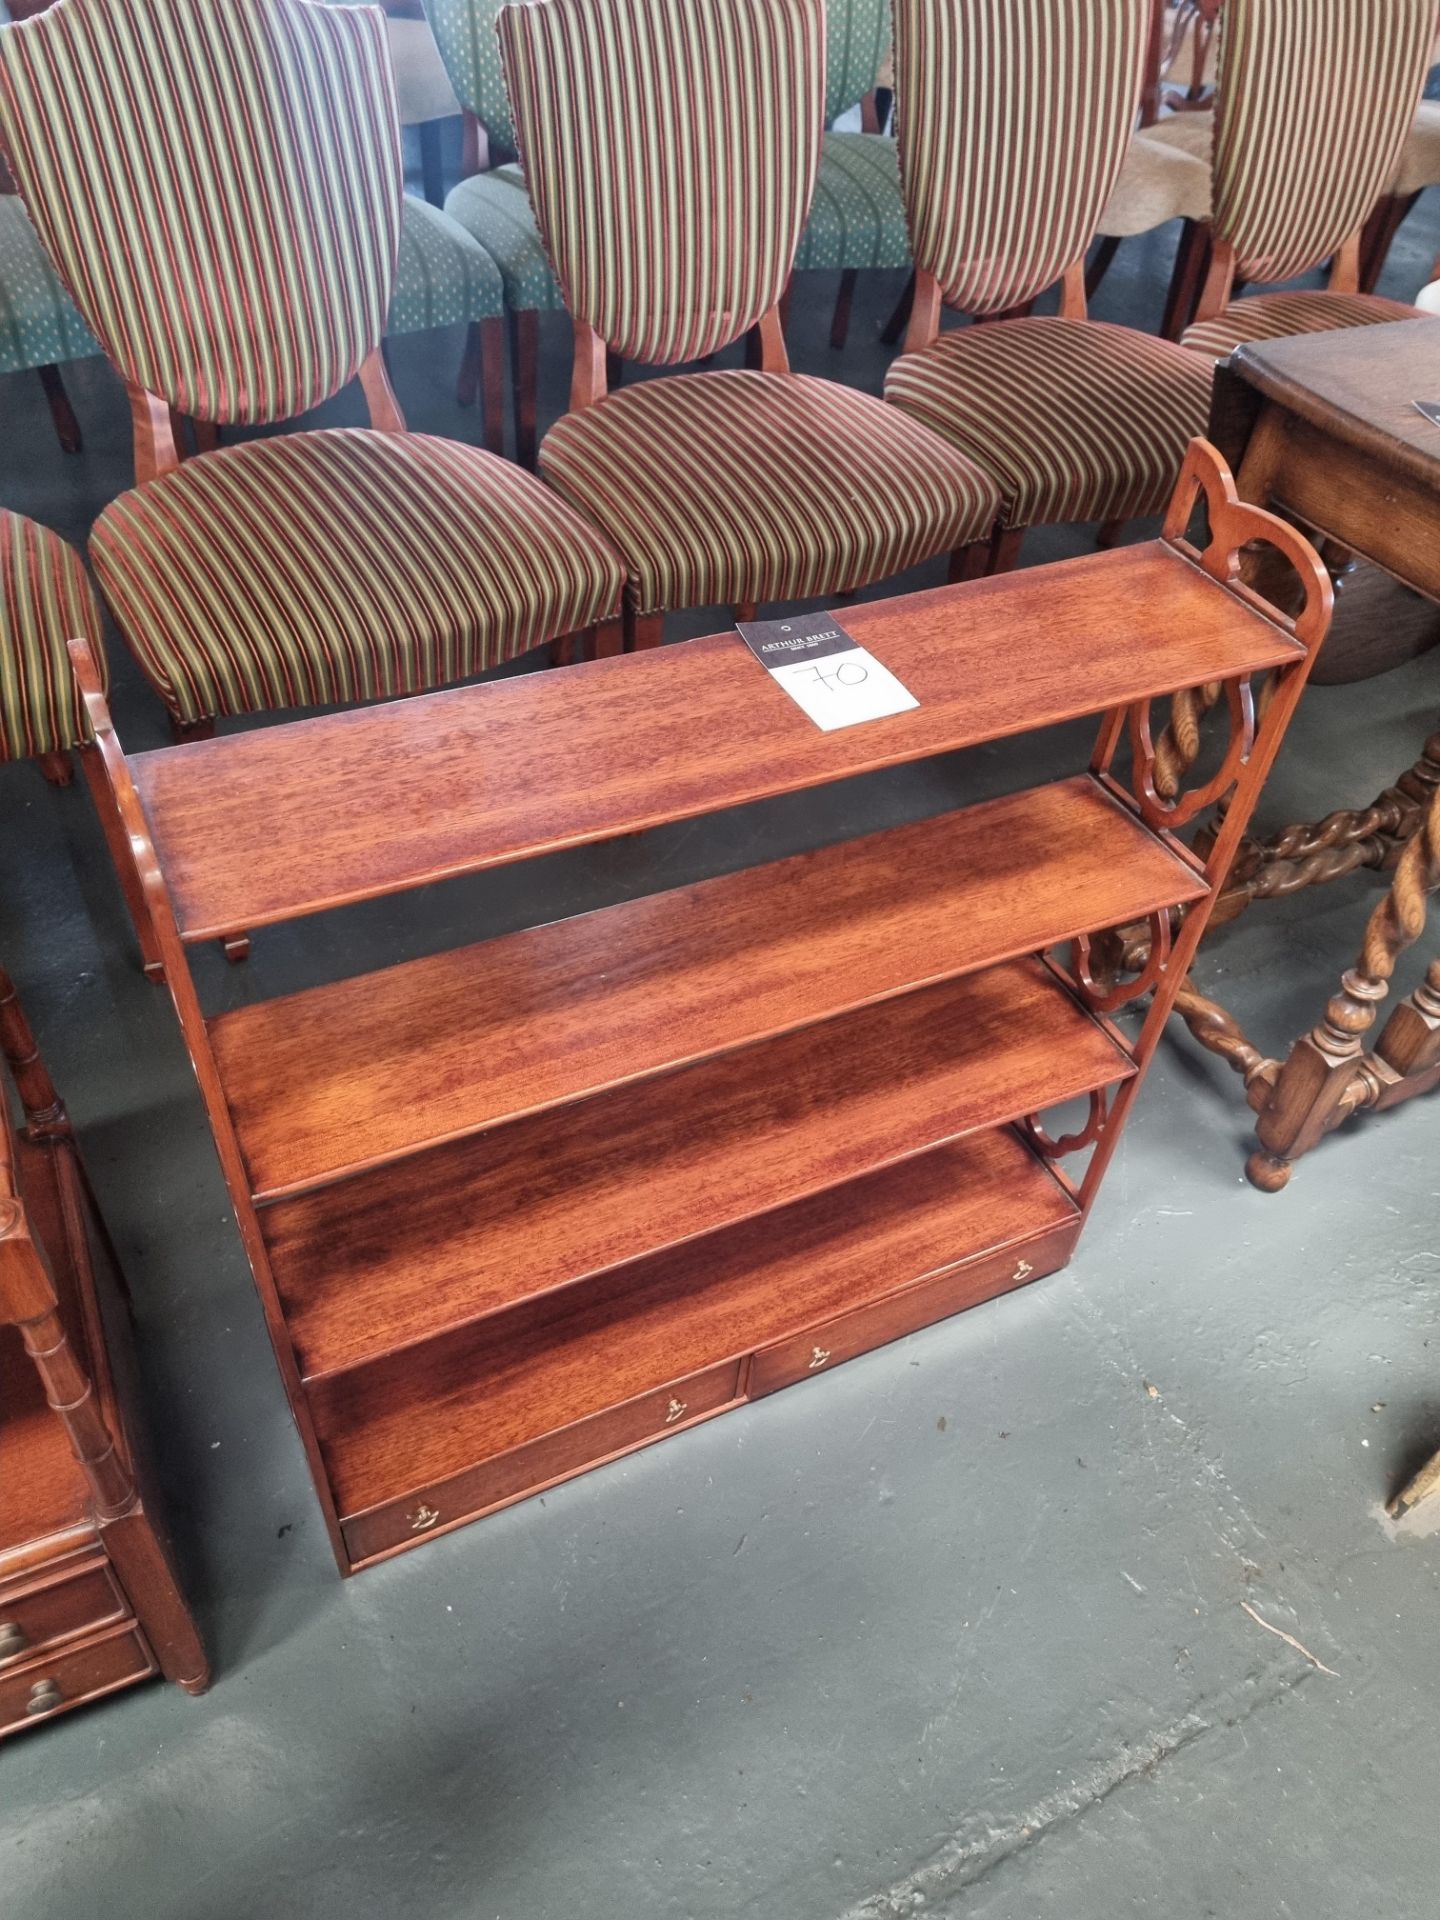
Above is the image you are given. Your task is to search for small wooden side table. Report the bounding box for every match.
[1180,318,1440,1189]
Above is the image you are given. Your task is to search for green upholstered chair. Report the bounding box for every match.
[425,0,562,465]
[0,192,97,453]
[0,0,623,736]
[1180,0,1432,359]
[499,0,1000,648]
[793,0,910,350]
[0,507,107,787]
[883,0,1214,574]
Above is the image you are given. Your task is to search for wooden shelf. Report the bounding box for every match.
[131,540,1303,941]
[307,1126,1079,1536]
[262,955,1131,1380]
[214,775,1194,1200]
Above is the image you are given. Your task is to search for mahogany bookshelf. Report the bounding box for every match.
[76,441,1331,1575]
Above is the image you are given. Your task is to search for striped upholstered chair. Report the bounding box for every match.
[0,0,623,738]
[426,0,563,467]
[883,0,1213,575]
[497,0,1000,650]
[1180,0,1435,361]
[0,509,106,789]
[792,0,909,351]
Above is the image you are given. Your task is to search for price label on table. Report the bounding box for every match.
[736,611,919,733]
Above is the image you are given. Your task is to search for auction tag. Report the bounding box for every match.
[1416,401,1440,429]
[736,611,918,733]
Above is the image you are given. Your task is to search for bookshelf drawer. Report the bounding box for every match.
[0,1557,127,1670]
[0,1623,155,1738]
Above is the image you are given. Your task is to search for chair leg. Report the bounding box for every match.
[1358,191,1420,295]
[192,419,221,455]
[36,364,82,454]
[1085,236,1122,301]
[37,749,73,787]
[456,321,484,409]
[512,309,539,470]
[624,607,663,651]
[550,632,575,668]
[418,120,445,208]
[592,617,624,659]
[477,315,505,456]
[735,601,757,624]
[948,541,993,585]
[990,526,1025,575]
[1096,519,1127,550]
[172,715,216,745]
[830,269,859,351]
[881,272,916,346]
[1159,218,1211,341]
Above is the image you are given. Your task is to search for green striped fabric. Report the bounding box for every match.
[1182,289,1421,361]
[0,0,403,424]
[895,0,1148,315]
[825,0,890,124]
[424,0,516,147]
[498,0,824,364]
[1212,0,1436,285]
[0,510,106,763]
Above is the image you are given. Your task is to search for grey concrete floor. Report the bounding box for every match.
[3,200,1440,1920]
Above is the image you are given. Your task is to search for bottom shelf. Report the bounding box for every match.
[311,1127,1082,1569]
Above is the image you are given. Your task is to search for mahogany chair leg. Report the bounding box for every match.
[830,269,859,351]
[1159,218,1211,340]
[592,617,624,659]
[624,607,663,651]
[477,315,505,456]
[78,745,165,980]
[191,419,220,455]
[881,271,917,346]
[735,601,757,624]
[550,632,575,667]
[456,320,484,408]
[989,526,1026,575]
[171,716,215,745]
[37,749,72,786]
[1085,235,1122,300]
[36,364,82,454]
[512,308,539,470]
[1096,518,1127,550]
[948,540,994,584]
[1358,191,1420,294]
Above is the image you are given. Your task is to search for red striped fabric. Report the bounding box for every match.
[1183,290,1422,361]
[0,0,403,424]
[894,0,1149,315]
[0,510,107,762]
[1212,0,1437,284]
[498,0,825,363]
[90,431,625,723]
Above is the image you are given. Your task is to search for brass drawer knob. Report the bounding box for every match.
[25,1679,63,1717]
[0,1622,26,1664]
[808,1346,831,1370]
[664,1397,687,1424]
[409,1504,440,1533]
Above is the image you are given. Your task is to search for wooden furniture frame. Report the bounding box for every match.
[0,966,207,1736]
[74,439,1328,1575]
[1162,321,1440,1189]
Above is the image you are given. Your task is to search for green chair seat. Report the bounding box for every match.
[389,191,505,334]
[793,132,909,276]
[0,197,99,375]
[444,166,563,313]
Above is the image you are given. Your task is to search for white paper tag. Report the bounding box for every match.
[736,612,919,732]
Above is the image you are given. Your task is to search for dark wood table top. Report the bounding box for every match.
[1229,318,1440,492]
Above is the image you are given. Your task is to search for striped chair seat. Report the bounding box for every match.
[1182,291,1421,361]
[0,197,97,375]
[0,509,106,763]
[885,317,1213,529]
[539,370,1001,616]
[443,165,562,312]
[89,430,623,725]
[391,192,505,334]
[793,132,909,275]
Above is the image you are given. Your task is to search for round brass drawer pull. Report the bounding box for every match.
[25,1679,63,1717]
[0,1622,27,1664]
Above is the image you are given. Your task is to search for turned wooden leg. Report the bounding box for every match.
[0,965,67,1132]
[1085,236,1122,300]
[1374,958,1440,1088]
[37,750,72,787]
[101,1511,210,1694]
[880,271,916,347]
[78,745,165,981]
[830,270,858,351]
[624,607,663,651]
[513,308,539,470]
[456,320,484,409]
[1247,781,1440,1190]
[36,364,82,454]
[1159,219,1211,341]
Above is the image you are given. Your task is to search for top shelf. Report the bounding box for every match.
[131,540,1303,941]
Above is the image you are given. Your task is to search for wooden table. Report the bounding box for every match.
[1178,318,1440,1189]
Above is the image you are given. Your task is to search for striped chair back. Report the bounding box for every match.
[826,0,890,124]
[0,0,403,425]
[424,0,516,148]
[894,0,1149,316]
[498,0,824,365]
[1211,0,1436,285]
[0,511,105,762]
